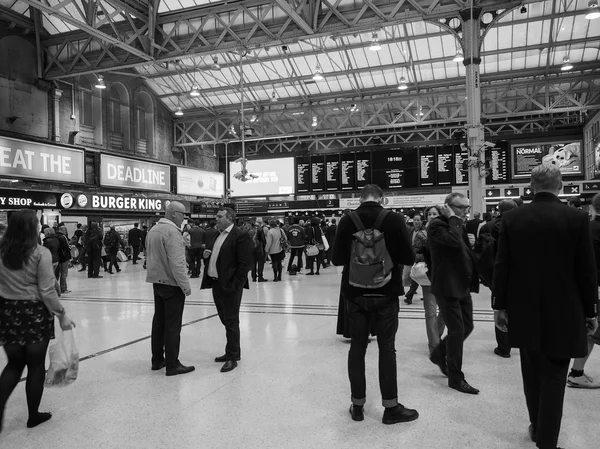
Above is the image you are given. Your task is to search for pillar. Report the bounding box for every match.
[460,9,486,215]
[51,88,63,142]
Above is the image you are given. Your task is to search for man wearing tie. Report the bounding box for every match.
[201,207,253,373]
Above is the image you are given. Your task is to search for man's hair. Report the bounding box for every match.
[498,199,517,215]
[269,219,277,227]
[473,212,481,219]
[568,197,582,208]
[360,184,383,200]
[331,218,336,224]
[219,207,236,222]
[530,164,562,193]
[514,197,524,207]
[77,223,82,228]
[134,223,139,227]
[208,219,216,228]
[483,212,492,221]
[445,192,466,204]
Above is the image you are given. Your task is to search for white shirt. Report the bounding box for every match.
[207,224,233,278]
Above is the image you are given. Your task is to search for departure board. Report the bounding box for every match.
[486,141,510,184]
[325,154,341,191]
[372,149,405,189]
[454,144,469,185]
[340,153,356,190]
[419,147,437,186]
[310,155,325,192]
[355,152,372,188]
[296,156,310,193]
[437,146,454,185]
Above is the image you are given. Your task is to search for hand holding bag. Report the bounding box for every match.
[45,329,79,387]
[410,262,431,286]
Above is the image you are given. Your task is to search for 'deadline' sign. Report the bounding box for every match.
[100,154,171,193]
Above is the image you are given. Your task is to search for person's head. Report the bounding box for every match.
[90,222,99,230]
[482,212,492,222]
[0,209,40,270]
[256,217,264,226]
[216,207,236,231]
[359,184,384,204]
[530,165,562,195]
[142,225,148,230]
[110,225,116,230]
[44,227,55,236]
[445,192,471,221]
[498,199,517,216]
[165,201,186,227]
[59,225,68,235]
[311,217,320,226]
[514,197,524,207]
[568,197,582,209]
[591,193,600,219]
[82,224,88,231]
[425,205,442,224]
[134,223,139,228]
[413,213,423,230]
[207,219,216,229]
[269,219,278,228]
[331,218,336,225]
[299,219,305,226]
[77,223,82,229]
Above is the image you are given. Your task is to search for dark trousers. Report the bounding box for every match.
[108,249,120,272]
[287,247,304,271]
[132,245,141,263]
[212,284,243,361]
[151,284,185,370]
[78,246,87,269]
[430,295,474,383]
[87,246,101,277]
[520,348,570,449]
[495,326,511,355]
[405,280,419,298]
[251,249,265,280]
[188,248,203,276]
[346,295,399,407]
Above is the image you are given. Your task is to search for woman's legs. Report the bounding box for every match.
[315,251,323,274]
[24,340,51,427]
[422,286,444,354]
[0,344,27,432]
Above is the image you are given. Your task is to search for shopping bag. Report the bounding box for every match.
[410,262,431,286]
[322,235,330,251]
[117,250,127,262]
[305,245,319,257]
[70,246,79,258]
[45,329,79,387]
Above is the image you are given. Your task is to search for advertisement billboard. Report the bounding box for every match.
[176,167,224,198]
[229,157,295,197]
[100,154,171,192]
[512,141,582,178]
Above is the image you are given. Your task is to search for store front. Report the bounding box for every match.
[0,189,62,226]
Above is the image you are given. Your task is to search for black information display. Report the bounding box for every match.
[355,152,372,188]
[454,144,469,185]
[437,146,454,186]
[296,156,310,193]
[326,154,341,191]
[372,149,405,189]
[419,147,437,186]
[486,142,510,184]
[340,153,356,190]
[310,155,325,192]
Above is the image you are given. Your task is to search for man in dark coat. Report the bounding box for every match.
[428,192,480,395]
[85,222,104,278]
[128,223,143,264]
[332,184,418,425]
[201,208,252,373]
[465,211,482,236]
[493,165,598,449]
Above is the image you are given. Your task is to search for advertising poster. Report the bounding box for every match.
[100,154,171,192]
[229,157,295,197]
[512,141,582,178]
[176,167,224,198]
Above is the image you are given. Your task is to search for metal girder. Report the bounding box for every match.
[41,0,532,79]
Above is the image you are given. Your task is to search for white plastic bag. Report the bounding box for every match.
[410,262,431,287]
[322,235,330,251]
[117,250,127,262]
[45,329,79,388]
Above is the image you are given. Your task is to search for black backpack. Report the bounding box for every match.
[473,233,496,287]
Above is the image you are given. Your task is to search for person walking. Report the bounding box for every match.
[493,165,598,448]
[104,225,124,274]
[404,213,426,305]
[55,225,71,294]
[265,220,287,282]
[0,209,76,433]
[128,223,143,264]
[146,201,194,376]
[85,222,103,278]
[250,221,267,282]
[201,207,252,373]
[77,224,88,272]
[325,218,337,269]
[286,218,306,273]
[332,184,417,425]
[306,217,324,275]
[428,192,480,395]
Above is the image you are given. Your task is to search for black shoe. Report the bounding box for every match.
[382,404,419,424]
[132,262,137,265]
[78,268,86,272]
[307,272,314,275]
[315,272,320,275]
[429,355,448,377]
[107,270,114,274]
[151,361,166,371]
[252,278,257,282]
[448,379,479,395]
[116,268,121,272]
[494,348,511,358]
[404,298,413,305]
[214,354,241,363]
[92,275,103,278]
[220,360,238,372]
[258,278,268,282]
[349,404,364,422]
[528,424,537,443]
[166,363,195,376]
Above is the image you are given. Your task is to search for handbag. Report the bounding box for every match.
[279,229,290,252]
[305,245,319,257]
[410,262,431,286]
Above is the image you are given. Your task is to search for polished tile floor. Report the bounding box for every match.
[1,258,598,449]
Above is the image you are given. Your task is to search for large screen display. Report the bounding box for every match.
[486,141,510,184]
[296,156,310,193]
[512,141,582,178]
[176,167,225,198]
[340,153,356,190]
[326,154,341,191]
[229,157,295,197]
[419,147,437,187]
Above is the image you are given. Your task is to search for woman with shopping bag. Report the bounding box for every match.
[0,209,76,433]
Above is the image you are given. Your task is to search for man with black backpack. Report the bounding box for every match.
[332,184,417,425]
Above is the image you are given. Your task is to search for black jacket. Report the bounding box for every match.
[43,235,60,263]
[492,192,598,358]
[465,218,482,236]
[128,227,143,247]
[428,215,479,298]
[332,201,414,298]
[325,224,337,245]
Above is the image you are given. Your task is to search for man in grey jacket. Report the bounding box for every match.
[146,201,194,376]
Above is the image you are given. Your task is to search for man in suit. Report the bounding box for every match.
[493,165,598,448]
[428,192,480,394]
[332,184,418,425]
[128,223,143,264]
[201,207,252,373]
[465,211,482,236]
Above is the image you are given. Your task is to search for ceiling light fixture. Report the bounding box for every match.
[397,77,408,90]
[189,84,201,96]
[561,56,573,71]
[312,116,318,127]
[585,0,600,19]
[210,56,221,71]
[270,88,278,102]
[94,75,106,89]
[174,106,183,116]
[369,32,382,51]
[453,51,464,62]
[312,63,324,81]
[418,106,424,117]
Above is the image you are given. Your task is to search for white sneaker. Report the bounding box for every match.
[567,373,600,389]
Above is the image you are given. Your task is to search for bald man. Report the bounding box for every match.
[146,201,194,376]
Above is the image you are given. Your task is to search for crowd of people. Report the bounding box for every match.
[0,164,599,449]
